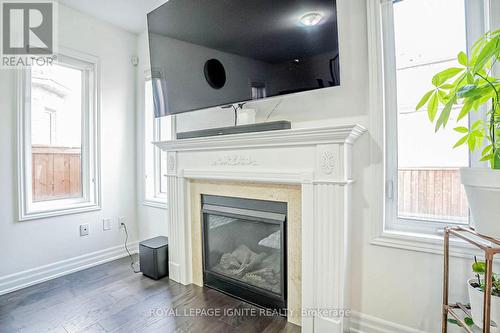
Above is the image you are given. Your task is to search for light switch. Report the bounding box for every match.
[103,218,112,231]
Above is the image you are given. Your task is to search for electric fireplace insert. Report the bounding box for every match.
[201,195,287,311]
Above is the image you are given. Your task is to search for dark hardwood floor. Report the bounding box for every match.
[0,256,299,333]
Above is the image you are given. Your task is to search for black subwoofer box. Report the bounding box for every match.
[139,236,168,280]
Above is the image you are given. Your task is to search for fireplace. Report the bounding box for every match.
[201,194,287,311]
[156,125,366,331]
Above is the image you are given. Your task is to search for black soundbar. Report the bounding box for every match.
[176,120,291,139]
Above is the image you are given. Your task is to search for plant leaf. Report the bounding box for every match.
[447,317,475,327]
[482,144,493,155]
[457,84,477,98]
[471,119,484,130]
[440,84,455,89]
[458,101,473,121]
[453,135,468,148]
[466,72,475,84]
[473,99,481,111]
[458,51,468,66]
[454,127,469,133]
[416,90,434,110]
[464,317,474,327]
[472,130,484,138]
[452,72,468,87]
[473,36,500,73]
[480,154,494,162]
[435,97,457,131]
[438,90,449,103]
[468,134,477,151]
[473,261,486,274]
[432,68,464,87]
[427,92,439,122]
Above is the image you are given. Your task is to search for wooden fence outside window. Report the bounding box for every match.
[397,168,469,223]
[32,146,82,202]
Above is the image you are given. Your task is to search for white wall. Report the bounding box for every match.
[136,31,168,241]
[0,4,139,294]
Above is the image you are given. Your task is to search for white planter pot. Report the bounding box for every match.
[460,168,500,239]
[467,278,500,330]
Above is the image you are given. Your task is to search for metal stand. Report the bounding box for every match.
[443,226,500,333]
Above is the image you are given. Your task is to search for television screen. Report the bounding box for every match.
[147,0,339,117]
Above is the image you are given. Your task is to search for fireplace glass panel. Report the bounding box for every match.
[201,194,287,310]
[205,214,282,294]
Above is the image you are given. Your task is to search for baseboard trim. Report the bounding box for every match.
[349,311,429,333]
[0,241,139,296]
[168,261,181,283]
[315,315,343,332]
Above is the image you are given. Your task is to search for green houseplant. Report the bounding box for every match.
[416,29,500,168]
[466,260,500,330]
[449,259,500,330]
[417,30,500,239]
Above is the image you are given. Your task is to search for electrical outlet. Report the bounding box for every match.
[103,218,112,231]
[119,216,126,228]
[80,224,89,236]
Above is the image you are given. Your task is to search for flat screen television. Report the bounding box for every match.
[147,0,339,117]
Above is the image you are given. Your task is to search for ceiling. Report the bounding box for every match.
[148,0,338,64]
[59,0,166,34]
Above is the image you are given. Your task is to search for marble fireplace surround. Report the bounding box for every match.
[154,124,366,333]
[189,180,302,325]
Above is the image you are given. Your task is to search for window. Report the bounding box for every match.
[144,73,173,208]
[382,0,487,234]
[18,51,100,220]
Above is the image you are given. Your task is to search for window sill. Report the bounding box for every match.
[371,229,483,259]
[19,203,101,222]
[143,199,168,210]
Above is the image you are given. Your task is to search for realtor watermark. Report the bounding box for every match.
[149,306,351,319]
[1,0,57,68]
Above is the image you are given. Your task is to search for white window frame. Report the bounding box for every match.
[143,70,175,209]
[17,48,101,221]
[368,0,493,254]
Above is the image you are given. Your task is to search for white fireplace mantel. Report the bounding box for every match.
[154,124,366,333]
